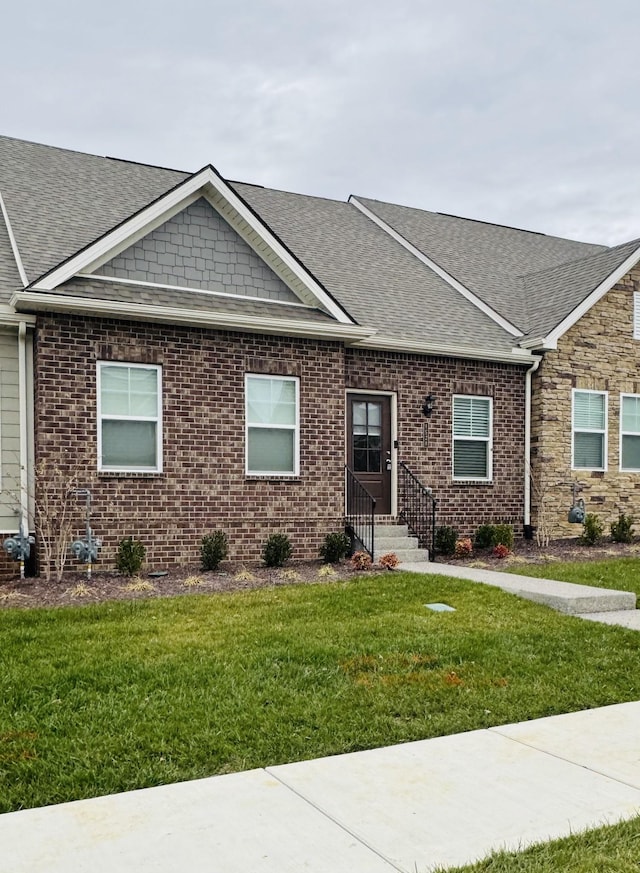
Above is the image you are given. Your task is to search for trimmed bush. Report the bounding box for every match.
[115,537,145,577]
[474,524,496,549]
[262,533,292,568]
[581,513,604,546]
[611,514,634,544]
[320,532,350,563]
[378,552,400,569]
[435,525,458,556]
[493,524,514,549]
[493,543,510,559]
[454,537,473,558]
[201,531,228,571]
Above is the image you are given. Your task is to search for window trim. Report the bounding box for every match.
[571,388,607,472]
[245,373,300,477]
[452,394,493,482]
[97,361,163,473]
[620,392,640,472]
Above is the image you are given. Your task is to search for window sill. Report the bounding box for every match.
[245,475,301,482]
[98,471,164,478]
[451,479,493,485]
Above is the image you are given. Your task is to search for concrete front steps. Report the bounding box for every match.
[373,523,429,563]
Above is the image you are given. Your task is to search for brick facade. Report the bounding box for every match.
[33,314,528,573]
[530,266,640,537]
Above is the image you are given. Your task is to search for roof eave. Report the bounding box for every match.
[354,334,538,365]
[11,290,374,343]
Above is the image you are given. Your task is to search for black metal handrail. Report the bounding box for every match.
[398,461,437,561]
[345,466,376,559]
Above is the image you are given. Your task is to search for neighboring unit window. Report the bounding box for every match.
[634,292,640,339]
[98,363,162,472]
[572,390,607,470]
[452,395,492,481]
[246,375,299,475]
[620,394,640,470]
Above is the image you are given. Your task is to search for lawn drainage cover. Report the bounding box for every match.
[425,603,456,612]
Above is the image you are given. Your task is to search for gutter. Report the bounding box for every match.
[524,355,543,534]
[355,335,536,366]
[10,291,375,344]
[18,321,29,534]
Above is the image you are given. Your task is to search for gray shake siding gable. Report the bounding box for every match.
[94,198,299,303]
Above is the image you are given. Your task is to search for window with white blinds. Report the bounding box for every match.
[452,395,492,481]
[572,389,607,470]
[620,394,640,470]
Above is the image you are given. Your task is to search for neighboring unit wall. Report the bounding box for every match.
[0,326,24,534]
[34,315,346,568]
[530,265,640,537]
[346,349,527,536]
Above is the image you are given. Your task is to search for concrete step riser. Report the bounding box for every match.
[373,524,410,537]
[375,537,420,552]
[375,548,431,563]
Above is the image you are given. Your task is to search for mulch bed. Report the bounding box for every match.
[1,538,638,610]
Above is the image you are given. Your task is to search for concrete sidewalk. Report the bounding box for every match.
[401,560,639,626]
[2,702,639,873]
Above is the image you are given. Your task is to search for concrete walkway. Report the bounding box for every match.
[401,560,640,627]
[1,701,639,873]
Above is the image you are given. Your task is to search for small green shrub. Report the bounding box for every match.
[474,524,497,549]
[493,524,514,549]
[262,533,292,568]
[320,532,350,563]
[435,525,458,556]
[581,513,604,546]
[115,537,146,576]
[201,530,228,571]
[611,513,634,544]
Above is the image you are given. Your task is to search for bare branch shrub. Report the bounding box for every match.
[31,460,81,583]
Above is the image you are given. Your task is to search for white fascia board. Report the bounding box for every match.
[0,189,28,286]
[34,167,354,325]
[542,244,640,349]
[355,334,537,365]
[0,304,35,327]
[349,197,524,339]
[11,291,373,343]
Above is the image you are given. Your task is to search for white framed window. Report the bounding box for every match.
[452,395,492,481]
[620,393,640,471]
[634,292,640,339]
[245,374,299,476]
[97,362,162,472]
[572,389,607,471]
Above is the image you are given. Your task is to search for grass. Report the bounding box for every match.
[438,815,640,872]
[2,570,640,813]
[507,556,640,597]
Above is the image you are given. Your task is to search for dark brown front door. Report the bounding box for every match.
[347,393,392,514]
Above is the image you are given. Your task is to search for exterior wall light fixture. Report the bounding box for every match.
[421,394,435,418]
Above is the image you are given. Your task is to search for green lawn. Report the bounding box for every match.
[2,570,640,813]
[508,556,640,597]
[438,815,640,872]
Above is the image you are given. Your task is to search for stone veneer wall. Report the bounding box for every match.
[33,314,529,573]
[530,265,640,537]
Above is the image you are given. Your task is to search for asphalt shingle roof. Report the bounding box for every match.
[2,134,640,353]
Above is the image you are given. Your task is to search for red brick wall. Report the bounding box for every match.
[33,315,528,572]
[34,315,346,570]
[346,349,528,536]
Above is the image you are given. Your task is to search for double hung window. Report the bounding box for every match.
[572,390,607,470]
[452,395,492,481]
[245,375,299,475]
[97,362,162,472]
[620,394,640,471]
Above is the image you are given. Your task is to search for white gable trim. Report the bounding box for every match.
[0,189,28,286]
[28,167,355,325]
[538,244,640,350]
[349,197,523,339]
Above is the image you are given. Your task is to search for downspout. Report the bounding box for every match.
[18,322,29,534]
[524,355,542,535]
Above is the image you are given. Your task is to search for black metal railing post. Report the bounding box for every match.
[344,466,376,559]
[398,461,437,561]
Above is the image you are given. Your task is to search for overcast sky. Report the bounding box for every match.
[4,0,640,244]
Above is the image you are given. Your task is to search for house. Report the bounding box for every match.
[0,134,637,573]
